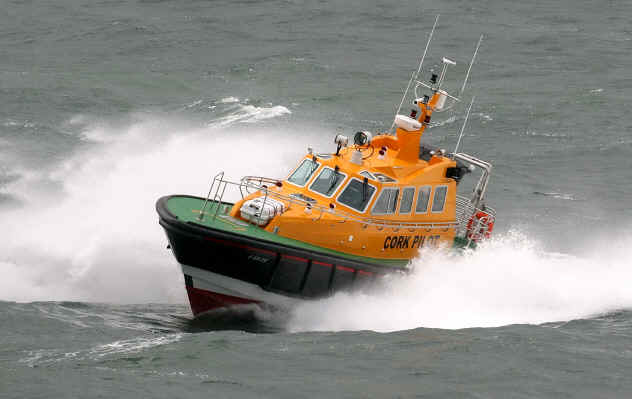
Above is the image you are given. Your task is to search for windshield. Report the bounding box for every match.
[337,178,376,212]
[310,167,346,197]
[287,159,319,186]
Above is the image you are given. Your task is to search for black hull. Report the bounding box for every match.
[157,197,405,303]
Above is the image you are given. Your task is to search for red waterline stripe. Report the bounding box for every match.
[282,254,308,263]
[249,246,276,256]
[357,270,373,276]
[336,265,355,273]
[312,260,333,268]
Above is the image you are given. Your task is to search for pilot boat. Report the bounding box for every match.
[156,26,496,316]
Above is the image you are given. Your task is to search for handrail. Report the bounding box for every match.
[452,152,493,210]
[207,175,460,229]
[200,173,496,239]
[198,171,224,221]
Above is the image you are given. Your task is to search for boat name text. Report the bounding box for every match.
[383,234,440,250]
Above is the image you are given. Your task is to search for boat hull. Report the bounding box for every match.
[157,197,402,316]
[181,264,295,315]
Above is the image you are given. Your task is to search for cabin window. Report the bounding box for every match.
[337,178,376,212]
[372,187,399,215]
[360,171,376,181]
[287,158,319,186]
[399,187,415,214]
[309,167,346,197]
[431,185,448,213]
[374,173,397,183]
[415,186,431,213]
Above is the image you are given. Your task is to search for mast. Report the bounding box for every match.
[389,15,439,133]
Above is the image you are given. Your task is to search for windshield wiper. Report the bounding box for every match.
[362,177,369,202]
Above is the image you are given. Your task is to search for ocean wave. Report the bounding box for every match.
[533,191,577,200]
[20,334,184,366]
[210,104,291,126]
[219,96,240,104]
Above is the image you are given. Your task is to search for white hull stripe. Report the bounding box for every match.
[180,264,298,308]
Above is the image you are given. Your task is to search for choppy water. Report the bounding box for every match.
[1,0,631,397]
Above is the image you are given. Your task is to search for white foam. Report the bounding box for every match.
[219,96,240,104]
[212,104,291,126]
[288,231,632,332]
[89,334,183,358]
[0,106,320,304]
[20,334,183,366]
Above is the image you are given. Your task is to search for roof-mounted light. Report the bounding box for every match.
[353,131,372,146]
[334,134,348,156]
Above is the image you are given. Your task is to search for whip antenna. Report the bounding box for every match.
[414,14,439,82]
[459,34,483,95]
[389,15,439,133]
[389,71,415,132]
[454,96,475,154]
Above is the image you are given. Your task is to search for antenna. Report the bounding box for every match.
[389,71,415,132]
[389,15,439,133]
[413,15,439,82]
[428,34,483,114]
[459,34,483,96]
[454,96,475,154]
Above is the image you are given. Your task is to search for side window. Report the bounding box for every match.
[372,188,399,215]
[431,186,448,213]
[337,178,376,212]
[309,167,346,197]
[399,187,415,214]
[287,159,319,186]
[415,186,431,213]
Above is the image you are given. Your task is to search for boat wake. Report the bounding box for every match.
[288,230,632,332]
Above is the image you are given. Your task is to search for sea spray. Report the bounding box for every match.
[0,107,321,304]
[288,230,632,332]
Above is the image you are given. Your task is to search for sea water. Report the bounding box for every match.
[1,0,631,397]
